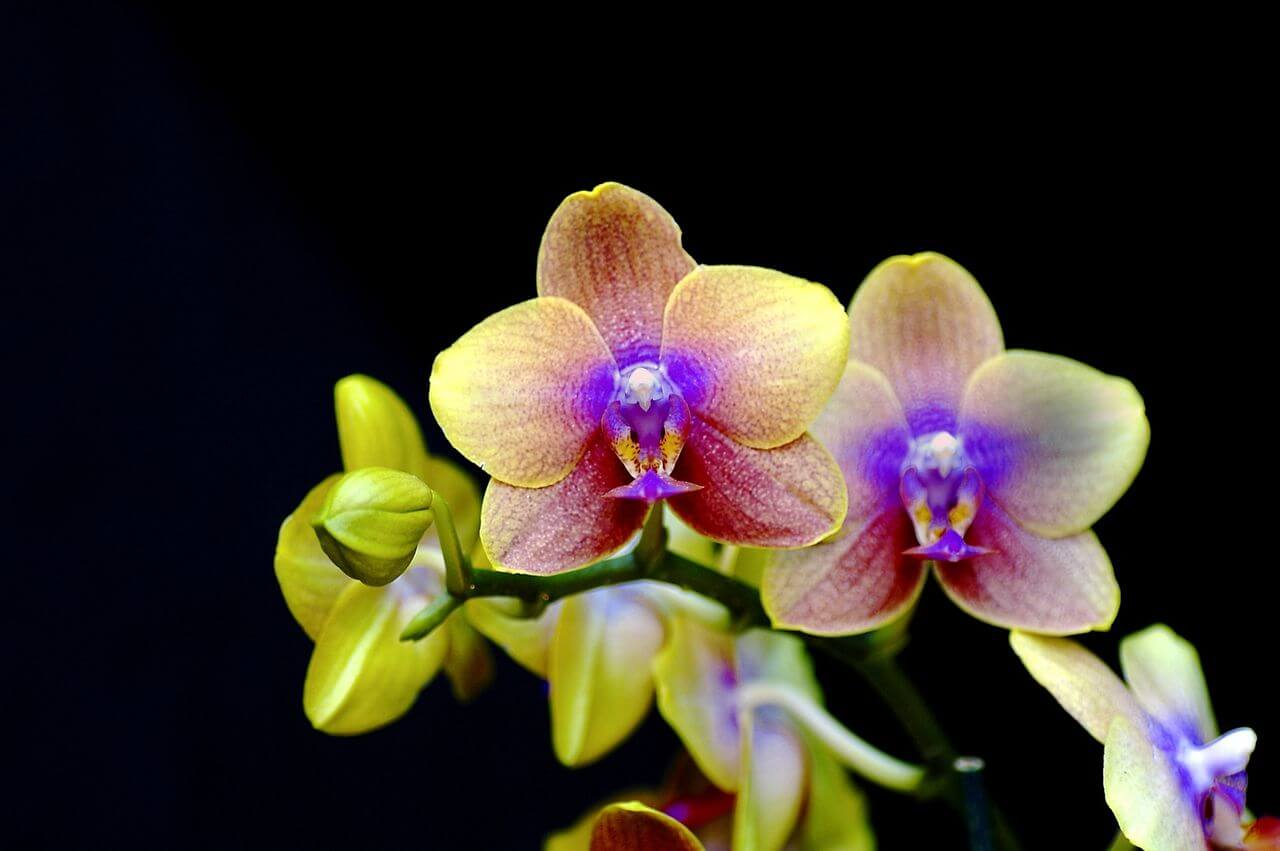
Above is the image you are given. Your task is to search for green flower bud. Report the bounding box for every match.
[312,467,434,586]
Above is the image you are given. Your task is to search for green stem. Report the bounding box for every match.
[400,593,462,641]
[429,488,471,597]
[1107,833,1136,851]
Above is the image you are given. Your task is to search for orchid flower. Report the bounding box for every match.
[274,375,492,734]
[649,617,884,851]
[763,252,1150,635]
[1013,625,1279,850]
[428,183,850,574]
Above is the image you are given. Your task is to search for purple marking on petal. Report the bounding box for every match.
[586,360,623,419]
[660,352,709,412]
[904,528,993,562]
[904,401,958,437]
[954,421,1015,490]
[605,469,702,501]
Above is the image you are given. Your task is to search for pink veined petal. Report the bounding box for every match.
[538,182,696,365]
[763,508,926,636]
[669,420,847,549]
[848,252,1003,434]
[430,296,618,488]
[660,265,850,449]
[959,350,1150,538]
[933,500,1119,635]
[479,434,649,574]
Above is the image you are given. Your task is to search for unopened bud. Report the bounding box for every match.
[312,467,434,586]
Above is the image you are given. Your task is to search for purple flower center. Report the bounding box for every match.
[899,431,991,562]
[601,363,702,502]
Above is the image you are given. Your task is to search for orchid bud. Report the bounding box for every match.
[312,467,434,586]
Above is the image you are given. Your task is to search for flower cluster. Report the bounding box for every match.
[272,183,1271,851]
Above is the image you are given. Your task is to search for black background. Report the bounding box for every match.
[6,4,1275,849]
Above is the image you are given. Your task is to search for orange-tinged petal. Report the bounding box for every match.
[661,266,848,449]
[480,434,649,574]
[589,802,705,851]
[848,252,1003,433]
[935,501,1119,635]
[538,183,696,365]
[763,508,925,636]
[430,296,617,488]
[670,421,846,549]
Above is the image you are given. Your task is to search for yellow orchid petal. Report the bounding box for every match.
[1009,631,1144,744]
[275,475,353,640]
[1120,624,1217,743]
[653,617,743,790]
[303,572,448,735]
[797,742,874,851]
[550,588,666,766]
[464,597,557,677]
[661,266,849,450]
[734,708,807,851]
[1104,713,1206,851]
[430,296,617,488]
[335,374,429,473]
[589,802,705,851]
[442,610,494,703]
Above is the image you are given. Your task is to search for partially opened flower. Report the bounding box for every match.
[467,579,727,767]
[274,375,491,734]
[429,182,849,574]
[650,618,876,851]
[764,252,1149,635]
[1013,625,1278,850]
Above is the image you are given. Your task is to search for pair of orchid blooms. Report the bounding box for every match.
[274,184,1273,851]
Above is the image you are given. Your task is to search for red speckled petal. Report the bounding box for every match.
[763,508,926,636]
[669,420,847,548]
[934,501,1119,635]
[538,183,696,365]
[480,434,649,574]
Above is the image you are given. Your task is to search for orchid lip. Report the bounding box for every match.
[904,528,993,562]
[1177,727,1257,800]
